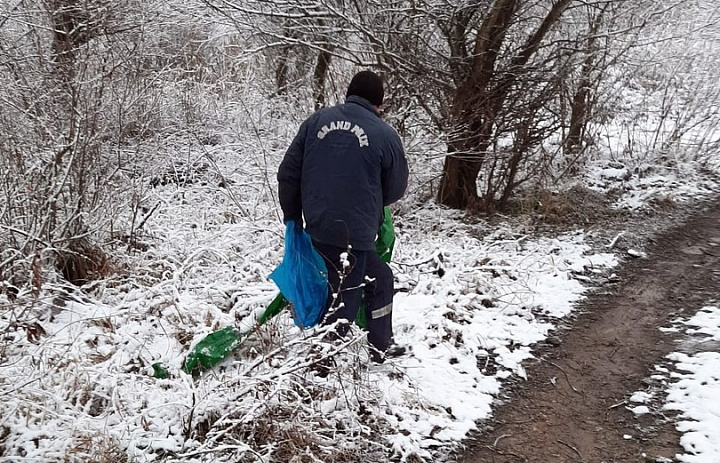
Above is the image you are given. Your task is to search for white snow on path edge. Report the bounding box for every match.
[629,306,720,463]
[665,306,720,463]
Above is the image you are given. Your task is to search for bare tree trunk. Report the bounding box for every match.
[437,0,518,210]
[565,8,605,155]
[565,74,591,155]
[313,49,332,110]
[438,149,485,209]
[52,2,77,69]
[437,0,573,211]
[275,51,290,96]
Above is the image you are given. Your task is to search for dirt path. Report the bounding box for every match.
[458,200,720,463]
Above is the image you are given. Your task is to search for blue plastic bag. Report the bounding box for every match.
[269,221,328,328]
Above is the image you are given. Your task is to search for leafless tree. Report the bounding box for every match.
[201,0,699,212]
[1,0,155,288]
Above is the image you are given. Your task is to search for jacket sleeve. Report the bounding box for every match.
[381,128,409,206]
[277,121,307,223]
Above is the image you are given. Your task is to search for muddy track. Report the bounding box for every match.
[458,199,720,463]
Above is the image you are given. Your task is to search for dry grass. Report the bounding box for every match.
[55,241,110,287]
[64,432,129,463]
[183,333,390,462]
[505,185,622,227]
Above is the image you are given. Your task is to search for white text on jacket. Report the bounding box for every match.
[317,120,369,147]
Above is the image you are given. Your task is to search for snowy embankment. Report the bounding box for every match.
[0,198,617,461]
[629,306,720,463]
[1,142,719,462]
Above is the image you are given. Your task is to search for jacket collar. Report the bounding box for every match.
[345,95,380,116]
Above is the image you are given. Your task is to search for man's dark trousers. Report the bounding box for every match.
[312,241,394,352]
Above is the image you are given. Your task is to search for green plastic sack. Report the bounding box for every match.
[374,207,396,264]
[183,294,289,376]
[259,292,290,325]
[357,207,396,329]
[152,362,170,379]
[182,208,395,374]
[183,326,246,375]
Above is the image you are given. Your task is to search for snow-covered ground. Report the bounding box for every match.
[5,2,720,459]
[2,135,719,462]
[629,306,720,463]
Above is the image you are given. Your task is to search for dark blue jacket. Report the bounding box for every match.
[278,96,408,251]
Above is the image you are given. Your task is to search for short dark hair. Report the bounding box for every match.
[346,70,384,106]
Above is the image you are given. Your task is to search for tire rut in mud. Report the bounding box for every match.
[458,199,720,463]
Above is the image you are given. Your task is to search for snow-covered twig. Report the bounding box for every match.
[606,231,625,249]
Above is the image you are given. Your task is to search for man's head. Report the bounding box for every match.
[346,70,384,107]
